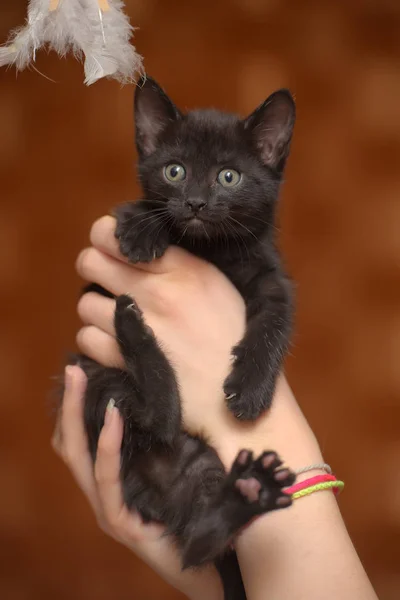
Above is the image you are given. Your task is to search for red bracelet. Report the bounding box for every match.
[285,474,342,496]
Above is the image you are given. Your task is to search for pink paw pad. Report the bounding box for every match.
[237,450,251,465]
[235,477,262,503]
[261,453,277,469]
[274,468,291,482]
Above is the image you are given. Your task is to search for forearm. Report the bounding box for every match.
[204,378,377,600]
[236,491,378,600]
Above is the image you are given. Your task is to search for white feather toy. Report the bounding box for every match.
[0,0,144,85]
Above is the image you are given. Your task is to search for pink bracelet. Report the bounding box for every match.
[285,474,341,496]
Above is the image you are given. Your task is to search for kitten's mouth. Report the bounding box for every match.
[181,216,205,228]
[179,216,213,237]
[187,217,203,225]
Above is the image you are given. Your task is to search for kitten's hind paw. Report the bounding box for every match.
[117,295,143,317]
[230,449,295,513]
[115,295,154,343]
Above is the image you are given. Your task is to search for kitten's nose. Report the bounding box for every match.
[186,198,206,213]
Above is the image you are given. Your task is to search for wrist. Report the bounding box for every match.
[235,490,345,600]
[209,379,323,471]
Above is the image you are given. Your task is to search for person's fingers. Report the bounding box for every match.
[89,216,123,261]
[94,403,161,542]
[77,293,116,337]
[94,403,127,529]
[76,326,123,369]
[90,215,209,274]
[76,248,189,319]
[76,247,148,295]
[55,366,99,508]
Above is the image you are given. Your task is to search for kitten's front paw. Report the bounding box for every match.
[230,449,295,513]
[114,206,169,263]
[116,224,169,263]
[223,349,277,420]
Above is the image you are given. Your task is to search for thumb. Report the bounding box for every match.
[90,215,205,274]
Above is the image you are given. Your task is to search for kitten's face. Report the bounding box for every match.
[134,78,295,241]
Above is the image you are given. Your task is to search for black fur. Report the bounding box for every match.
[115,76,296,420]
[66,77,297,598]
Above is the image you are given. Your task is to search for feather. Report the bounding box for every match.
[0,0,144,85]
[79,0,143,85]
[45,0,86,58]
[0,0,53,70]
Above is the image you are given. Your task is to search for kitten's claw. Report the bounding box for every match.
[225,393,237,401]
[115,295,155,342]
[120,297,142,317]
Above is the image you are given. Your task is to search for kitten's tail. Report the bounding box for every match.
[215,552,246,600]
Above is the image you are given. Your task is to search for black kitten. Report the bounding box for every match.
[76,296,294,600]
[67,77,297,598]
[115,76,296,420]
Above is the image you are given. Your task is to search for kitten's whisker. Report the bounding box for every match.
[122,207,169,224]
[230,220,252,264]
[131,197,165,205]
[234,210,280,233]
[228,216,259,242]
[177,224,189,244]
[165,214,176,235]
[223,218,246,267]
[202,222,210,242]
[148,189,182,204]
[122,209,170,235]
[226,217,256,263]
[125,213,171,239]
[128,211,169,228]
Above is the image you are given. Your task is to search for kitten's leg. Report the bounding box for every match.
[114,201,170,263]
[79,291,181,460]
[224,270,293,420]
[113,294,181,443]
[181,450,295,569]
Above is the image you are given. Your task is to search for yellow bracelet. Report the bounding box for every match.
[292,480,345,500]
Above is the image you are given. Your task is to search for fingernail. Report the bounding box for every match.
[104,398,115,427]
[65,366,74,391]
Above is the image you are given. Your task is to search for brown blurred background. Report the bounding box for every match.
[1,0,399,598]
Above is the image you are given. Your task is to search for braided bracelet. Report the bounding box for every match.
[295,462,332,475]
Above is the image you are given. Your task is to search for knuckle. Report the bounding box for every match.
[96,515,110,535]
[64,448,79,468]
[75,326,92,351]
[51,434,61,454]
[77,293,89,319]
[94,468,109,488]
[95,506,123,538]
[90,215,114,246]
[76,247,97,278]
[106,514,126,540]
[97,433,115,456]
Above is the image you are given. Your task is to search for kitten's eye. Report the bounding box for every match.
[164,163,186,182]
[217,169,241,187]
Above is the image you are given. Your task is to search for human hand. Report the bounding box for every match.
[76,216,322,470]
[52,365,223,600]
[76,216,245,438]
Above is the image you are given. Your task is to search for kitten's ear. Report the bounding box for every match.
[134,76,182,157]
[244,90,295,172]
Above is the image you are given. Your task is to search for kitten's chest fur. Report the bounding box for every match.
[169,227,277,297]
